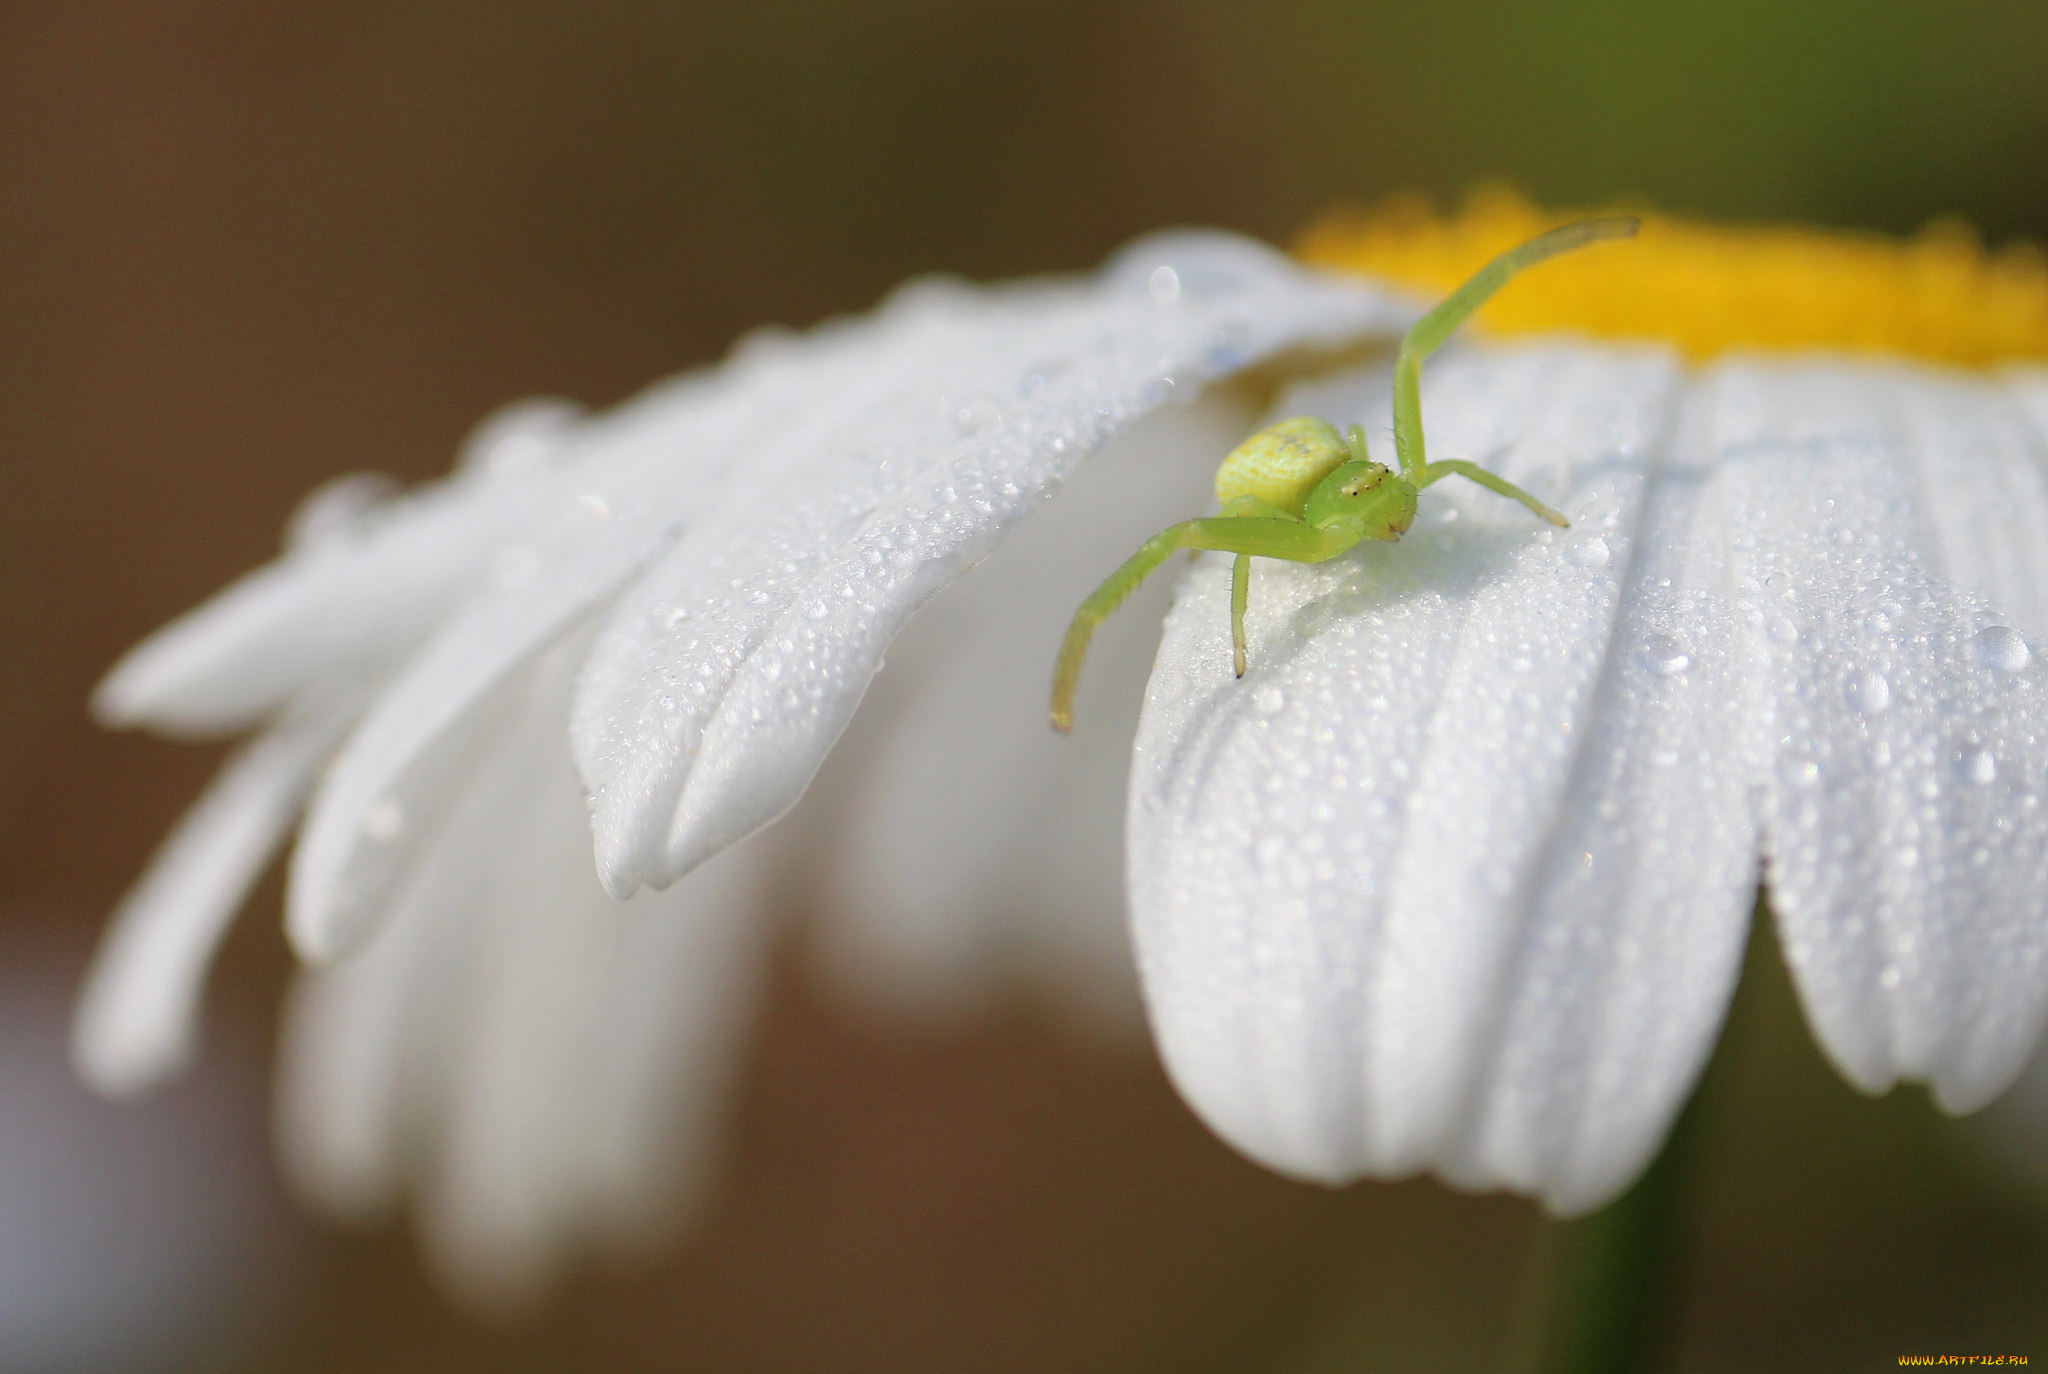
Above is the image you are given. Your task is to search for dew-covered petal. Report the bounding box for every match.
[71,689,361,1096]
[1894,368,2048,637]
[283,319,918,960]
[93,403,582,736]
[573,233,1411,898]
[1442,380,1755,1211]
[1715,359,2048,1112]
[804,394,1256,1028]
[1128,343,1760,1211]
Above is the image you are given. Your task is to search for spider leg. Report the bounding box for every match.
[1418,458,1569,527]
[1390,218,1637,479]
[1231,554,1251,677]
[1050,516,1357,731]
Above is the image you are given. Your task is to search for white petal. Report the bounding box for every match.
[71,688,360,1096]
[573,234,1409,897]
[275,643,776,1311]
[1128,343,1759,1211]
[1444,379,1755,1211]
[805,392,1257,1027]
[283,323,898,959]
[416,715,774,1312]
[1718,359,2048,1111]
[92,402,581,736]
[272,848,445,1221]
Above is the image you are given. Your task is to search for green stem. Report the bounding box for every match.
[1521,1095,1703,1374]
[1512,890,1768,1373]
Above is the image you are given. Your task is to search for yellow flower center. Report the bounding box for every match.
[1297,186,2048,367]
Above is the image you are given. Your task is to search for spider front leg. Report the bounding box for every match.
[1050,515,1358,731]
[1214,495,1296,679]
[1418,459,1569,527]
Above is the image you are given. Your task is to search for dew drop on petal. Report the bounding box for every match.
[1955,745,1998,786]
[1967,625,2031,673]
[1844,669,1891,715]
[1254,686,1286,716]
[1637,633,1691,677]
[1563,535,1610,569]
[954,396,1002,435]
[1780,757,1822,790]
[1148,265,1181,305]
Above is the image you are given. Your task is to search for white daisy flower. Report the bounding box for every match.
[74,233,1404,1308]
[74,189,2048,1306]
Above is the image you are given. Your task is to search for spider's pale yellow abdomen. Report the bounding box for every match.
[1213,416,1349,516]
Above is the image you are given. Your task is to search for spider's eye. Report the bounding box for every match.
[1339,463,1388,499]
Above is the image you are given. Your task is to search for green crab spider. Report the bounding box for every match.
[1048,216,1639,732]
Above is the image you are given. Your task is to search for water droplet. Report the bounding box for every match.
[1637,633,1692,677]
[1147,265,1181,305]
[1767,614,1800,646]
[363,799,404,841]
[1254,687,1286,716]
[1878,964,1902,991]
[1563,535,1610,569]
[1137,375,1176,407]
[1844,669,1891,715]
[1018,356,1073,397]
[1780,758,1822,790]
[954,396,1002,435]
[576,491,612,518]
[1955,745,1998,785]
[1201,320,1253,371]
[286,472,400,550]
[1968,625,2031,673]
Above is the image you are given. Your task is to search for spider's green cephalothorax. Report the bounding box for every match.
[1302,459,1417,540]
[1049,216,1638,731]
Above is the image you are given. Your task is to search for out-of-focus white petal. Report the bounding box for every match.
[1129,343,1761,1212]
[573,234,1411,900]
[72,688,361,1097]
[92,403,581,736]
[1719,360,2048,1112]
[276,642,776,1314]
[806,391,1258,1029]
[284,324,901,960]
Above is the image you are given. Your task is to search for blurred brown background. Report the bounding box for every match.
[5,2,2048,1370]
